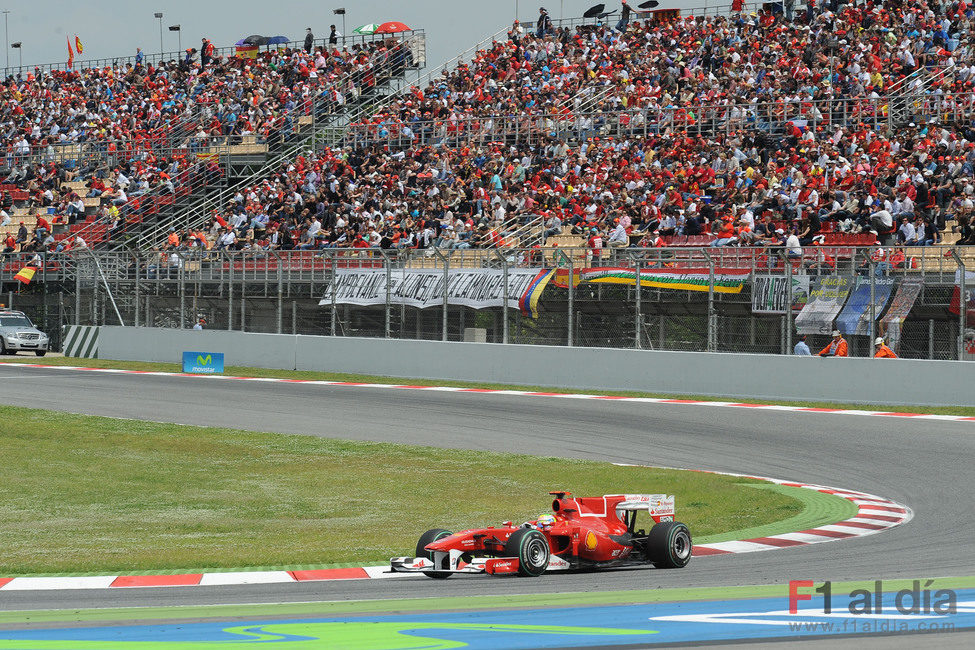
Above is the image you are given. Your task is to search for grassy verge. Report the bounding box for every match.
[0,405,813,575]
[3,356,971,416]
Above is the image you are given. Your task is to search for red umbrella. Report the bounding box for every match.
[376,21,411,33]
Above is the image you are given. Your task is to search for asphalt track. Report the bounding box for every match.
[0,363,973,613]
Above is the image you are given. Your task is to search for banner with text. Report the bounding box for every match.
[834,276,896,336]
[881,280,922,353]
[319,268,554,318]
[795,276,854,335]
[751,275,812,314]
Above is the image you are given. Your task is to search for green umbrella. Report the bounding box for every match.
[353,23,380,34]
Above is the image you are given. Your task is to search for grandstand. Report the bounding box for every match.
[3,1,975,359]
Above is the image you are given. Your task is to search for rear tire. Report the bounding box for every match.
[646,522,692,568]
[415,528,453,579]
[504,528,550,577]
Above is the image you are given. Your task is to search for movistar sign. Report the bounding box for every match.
[182,351,225,374]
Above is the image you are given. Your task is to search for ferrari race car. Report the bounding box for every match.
[390,491,691,578]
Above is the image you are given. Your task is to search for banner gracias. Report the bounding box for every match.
[319,268,554,317]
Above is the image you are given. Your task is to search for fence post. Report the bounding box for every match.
[442,251,449,342]
[384,251,392,339]
[703,250,716,352]
[567,256,574,347]
[500,250,510,344]
[869,263,877,348]
[227,251,234,330]
[634,258,641,349]
[75,259,81,325]
[786,257,793,353]
[330,254,338,336]
[952,249,966,360]
[178,254,185,329]
[275,252,283,334]
[134,252,141,328]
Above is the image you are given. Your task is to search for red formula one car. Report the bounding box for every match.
[390,491,691,578]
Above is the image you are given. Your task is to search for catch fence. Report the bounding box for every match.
[1,246,970,360]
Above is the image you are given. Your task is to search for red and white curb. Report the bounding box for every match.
[4,361,975,423]
[0,472,910,591]
[614,467,912,557]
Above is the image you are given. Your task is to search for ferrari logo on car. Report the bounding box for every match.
[585,530,598,551]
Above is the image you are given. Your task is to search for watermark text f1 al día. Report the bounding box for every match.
[789,580,956,615]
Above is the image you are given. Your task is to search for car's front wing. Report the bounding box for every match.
[390,550,570,575]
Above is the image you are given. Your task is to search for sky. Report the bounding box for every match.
[0,0,705,75]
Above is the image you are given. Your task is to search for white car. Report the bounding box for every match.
[0,310,49,356]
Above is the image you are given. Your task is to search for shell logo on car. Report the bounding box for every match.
[585,530,599,550]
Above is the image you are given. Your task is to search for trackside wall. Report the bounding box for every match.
[96,326,974,407]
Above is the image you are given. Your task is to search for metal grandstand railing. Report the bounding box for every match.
[338,88,975,148]
[1,29,425,78]
[8,244,972,284]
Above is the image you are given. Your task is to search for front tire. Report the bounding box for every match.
[0,340,10,355]
[415,528,452,579]
[646,522,692,568]
[504,528,550,577]
[35,350,46,357]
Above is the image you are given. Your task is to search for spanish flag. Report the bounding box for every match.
[14,266,36,285]
[75,36,84,55]
[66,36,74,68]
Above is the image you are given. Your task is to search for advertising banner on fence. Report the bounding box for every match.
[950,269,975,327]
[834,276,895,335]
[881,279,922,353]
[795,276,854,335]
[751,275,811,314]
[319,268,555,318]
[182,351,225,374]
[551,267,750,294]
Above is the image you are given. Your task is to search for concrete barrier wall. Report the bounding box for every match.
[98,326,975,407]
[99,327,297,369]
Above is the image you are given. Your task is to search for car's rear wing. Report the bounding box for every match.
[610,494,675,523]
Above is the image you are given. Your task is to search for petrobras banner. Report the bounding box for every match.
[319,268,555,318]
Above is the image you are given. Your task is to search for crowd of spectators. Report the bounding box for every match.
[144,0,975,259]
[0,31,417,253]
[6,0,975,260]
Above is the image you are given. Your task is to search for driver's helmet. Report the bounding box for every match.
[536,514,556,530]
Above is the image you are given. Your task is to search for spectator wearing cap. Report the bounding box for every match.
[819,330,848,357]
[607,219,629,247]
[536,7,552,38]
[874,337,897,358]
[616,1,632,33]
[794,335,811,355]
[329,25,339,46]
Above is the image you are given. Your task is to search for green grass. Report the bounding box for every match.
[4,356,972,415]
[0,405,811,575]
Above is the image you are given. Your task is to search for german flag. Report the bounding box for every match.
[14,266,36,285]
